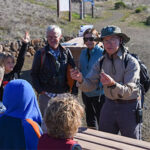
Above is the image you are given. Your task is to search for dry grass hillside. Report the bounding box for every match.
[1,0,150,142]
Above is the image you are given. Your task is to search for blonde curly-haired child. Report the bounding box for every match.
[38,93,84,150]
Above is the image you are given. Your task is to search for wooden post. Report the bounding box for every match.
[83,1,85,18]
[57,0,60,18]
[80,1,84,19]
[92,4,94,18]
[69,0,72,21]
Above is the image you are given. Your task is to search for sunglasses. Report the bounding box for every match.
[83,37,98,42]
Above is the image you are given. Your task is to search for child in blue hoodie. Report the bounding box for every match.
[0,79,43,150]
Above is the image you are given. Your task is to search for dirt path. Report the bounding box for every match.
[94,11,125,29]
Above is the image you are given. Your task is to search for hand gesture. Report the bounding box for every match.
[22,31,30,43]
[70,68,83,83]
[100,72,116,86]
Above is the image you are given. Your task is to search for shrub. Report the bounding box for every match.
[146,16,150,25]
[135,6,147,13]
[114,1,126,9]
[135,8,142,13]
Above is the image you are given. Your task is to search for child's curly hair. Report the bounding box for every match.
[45,93,84,139]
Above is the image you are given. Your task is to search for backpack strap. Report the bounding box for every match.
[99,56,105,72]
[124,53,139,69]
[64,47,76,93]
[26,119,41,138]
[124,53,129,69]
[67,64,75,93]
[40,48,46,69]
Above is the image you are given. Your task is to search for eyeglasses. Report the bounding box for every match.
[103,37,120,44]
[47,36,60,40]
[83,37,98,42]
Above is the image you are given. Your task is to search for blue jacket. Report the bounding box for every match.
[80,45,104,97]
[0,79,43,150]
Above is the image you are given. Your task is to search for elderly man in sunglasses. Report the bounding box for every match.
[79,28,105,130]
[71,25,141,139]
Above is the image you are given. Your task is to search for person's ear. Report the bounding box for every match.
[120,37,123,44]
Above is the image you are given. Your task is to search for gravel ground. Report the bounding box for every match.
[1,0,150,142]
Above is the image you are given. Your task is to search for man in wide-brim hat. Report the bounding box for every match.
[99,25,130,56]
[70,25,142,139]
[100,25,130,43]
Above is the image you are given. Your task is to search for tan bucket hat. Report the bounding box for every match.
[100,25,130,43]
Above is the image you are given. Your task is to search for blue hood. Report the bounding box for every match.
[3,79,42,125]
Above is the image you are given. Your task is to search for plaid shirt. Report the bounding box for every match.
[49,48,60,60]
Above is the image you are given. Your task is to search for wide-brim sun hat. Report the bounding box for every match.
[100,25,130,43]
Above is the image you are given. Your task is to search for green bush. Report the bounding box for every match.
[114,1,126,9]
[135,8,142,13]
[135,6,147,13]
[146,16,150,25]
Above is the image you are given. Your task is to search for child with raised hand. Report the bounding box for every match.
[0,53,5,113]
[38,93,84,150]
[0,53,5,86]
[0,32,30,101]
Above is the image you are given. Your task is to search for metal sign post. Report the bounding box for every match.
[92,4,94,18]
[80,0,84,19]
[83,1,85,18]
[57,0,60,18]
[57,0,71,21]
[69,0,72,21]
[83,0,94,18]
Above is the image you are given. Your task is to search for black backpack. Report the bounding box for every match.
[124,53,150,94]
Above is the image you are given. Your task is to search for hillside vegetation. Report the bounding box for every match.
[0,0,150,41]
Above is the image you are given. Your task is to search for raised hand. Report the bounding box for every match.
[100,72,116,86]
[70,68,83,83]
[22,31,30,43]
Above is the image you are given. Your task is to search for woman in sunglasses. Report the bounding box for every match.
[79,28,105,130]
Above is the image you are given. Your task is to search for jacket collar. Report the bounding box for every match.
[86,45,100,55]
[45,44,66,52]
[104,47,123,60]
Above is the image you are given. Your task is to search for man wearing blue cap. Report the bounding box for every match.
[70,25,141,139]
